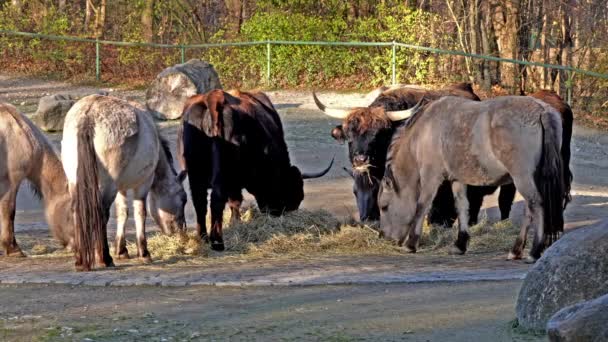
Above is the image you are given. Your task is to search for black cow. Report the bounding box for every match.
[178,89,333,251]
[314,83,517,226]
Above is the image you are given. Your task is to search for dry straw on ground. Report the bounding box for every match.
[20,208,521,261]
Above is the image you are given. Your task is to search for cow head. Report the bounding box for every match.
[313,92,418,222]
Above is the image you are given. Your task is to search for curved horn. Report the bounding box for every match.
[312,92,350,119]
[385,98,425,121]
[302,157,335,179]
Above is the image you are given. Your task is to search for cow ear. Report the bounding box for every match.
[331,125,345,143]
[206,90,226,137]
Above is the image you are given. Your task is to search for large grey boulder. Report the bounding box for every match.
[145,59,222,120]
[516,220,608,331]
[547,293,608,341]
[33,91,109,132]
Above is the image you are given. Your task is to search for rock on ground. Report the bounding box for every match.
[145,59,222,120]
[516,220,608,331]
[33,91,108,131]
[547,292,608,342]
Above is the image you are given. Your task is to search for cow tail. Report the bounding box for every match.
[73,118,105,271]
[535,113,565,246]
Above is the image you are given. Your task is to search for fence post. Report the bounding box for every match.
[95,38,100,81]
[391,41,396,85]
[266,42,271,86]
[566,70,573,106]
[180,45,186,64]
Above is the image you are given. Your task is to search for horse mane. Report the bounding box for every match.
[159,134,177,175]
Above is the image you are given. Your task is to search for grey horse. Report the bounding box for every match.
[379,95,566,263]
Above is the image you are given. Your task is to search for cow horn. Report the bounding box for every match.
[385,98,425,121]
[301,157,335,179]
[312,92,350,119]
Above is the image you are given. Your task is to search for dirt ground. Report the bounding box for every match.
[1,74,608,340]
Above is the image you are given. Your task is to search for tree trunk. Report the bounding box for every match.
[141,0,155,42]
[491,0,521,93]
[468,0,482,84]
[94,0,106,39]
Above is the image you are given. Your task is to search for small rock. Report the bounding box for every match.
[547,293,608,341]
[127,329,139,334]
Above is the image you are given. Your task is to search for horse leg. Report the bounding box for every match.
[114,190,130,259]
[209,189,227,251]
[228,190,243,225]
[95,186,116,268]
[508,177,542,262]
[0,184,25,257]
[451,182,471,255]
[404,175,442,253]
[133,187,152,263]
[498,183,517,221]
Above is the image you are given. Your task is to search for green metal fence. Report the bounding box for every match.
[2,29,608,105]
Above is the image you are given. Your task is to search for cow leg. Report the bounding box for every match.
[189,176,210,241]
[114,190,130,259]
[451,182,471,255]
[0,184,25,257]
[466,186,485,226]
[498,183,517,221]
[209,190,227,251]
[427,181,457,228]
[133,188,152,263]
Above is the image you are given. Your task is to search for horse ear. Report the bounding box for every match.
[206,90,226,137]
[177,170,187,183]
[331,125,345,143]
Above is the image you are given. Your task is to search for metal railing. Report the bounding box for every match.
[2,29,608,105]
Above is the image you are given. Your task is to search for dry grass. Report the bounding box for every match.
[18,208,521,262]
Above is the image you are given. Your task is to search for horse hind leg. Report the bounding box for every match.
[508,177,543,263]
[0,184,25,257]
[114,190,130,259]
[451,181,471,255]
[95,186,116,268]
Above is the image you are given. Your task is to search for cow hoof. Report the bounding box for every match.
[524,256,538,264]
[507,251,522,260]
[211,242,225,251]
[449,246,466,255]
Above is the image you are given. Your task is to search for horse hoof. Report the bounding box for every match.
[507,251,522,260]
[6,250,26,258]
[211,242,225,251]
[449,246,466,255]
[116,252,130,260]
[75,264,91,272]
[139,256,153,264]
[524,256,538,264]
[403,245,417,253]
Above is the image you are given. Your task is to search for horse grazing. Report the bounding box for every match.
[62,95,187,271]
[379,95,566,263]
[0,103,74,256]
[178,89,333,251]
[313,83,516,226]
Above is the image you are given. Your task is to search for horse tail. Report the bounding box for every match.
[72,118,105,271]
[559,103,574,209]
[535,112,566,246]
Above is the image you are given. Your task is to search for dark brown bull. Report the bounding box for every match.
[178,90,333,250]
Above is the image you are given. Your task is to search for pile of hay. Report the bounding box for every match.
[127,230,208,260]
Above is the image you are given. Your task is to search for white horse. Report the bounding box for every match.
[61,95,187,271]
[0,103,74,256]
